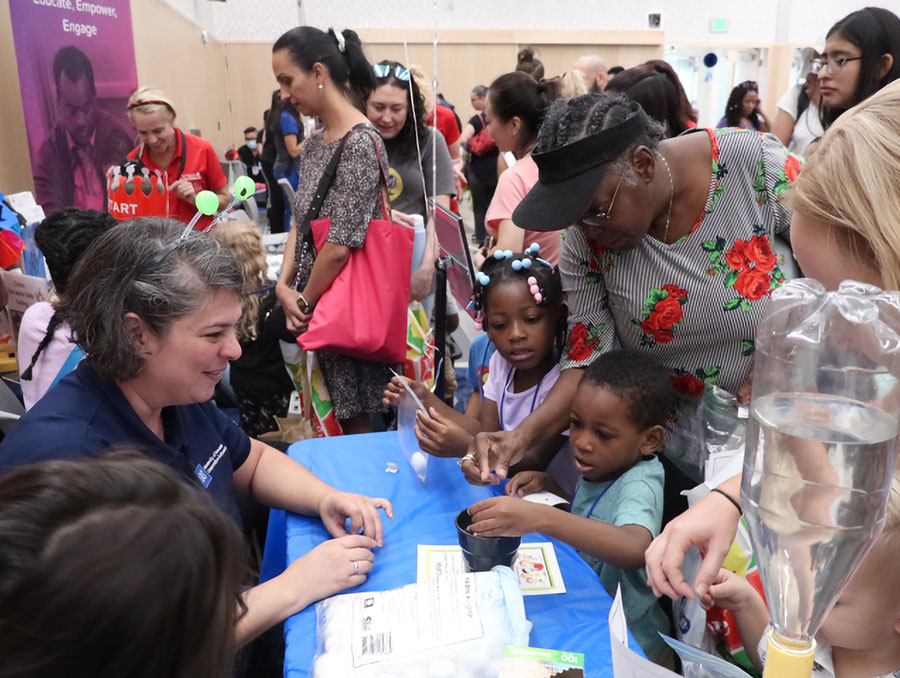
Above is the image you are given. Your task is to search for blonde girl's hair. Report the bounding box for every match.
[127,87,177,123]
[409,65,434,114]
[560,69,590,99]
[210,220,268,342]
[791,78,900,290]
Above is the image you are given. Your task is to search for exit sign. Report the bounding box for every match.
[710,17,729,32]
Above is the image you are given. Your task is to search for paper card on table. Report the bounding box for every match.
[521,491,570,507]
[417,543,566,595]
[609,585,680,677]
[500,645,584,678]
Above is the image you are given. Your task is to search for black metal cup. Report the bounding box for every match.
[455,509,520,572]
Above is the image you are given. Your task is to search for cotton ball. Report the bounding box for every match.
[312,652,344,678]
[411,451,428,475]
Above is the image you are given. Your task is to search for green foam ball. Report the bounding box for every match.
[233,175,255,201]
[195,190,219,215]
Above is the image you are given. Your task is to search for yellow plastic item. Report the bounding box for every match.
[762,629,816,678]
[0,341,16,374]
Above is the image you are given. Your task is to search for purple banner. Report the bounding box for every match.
[9,0,137,215]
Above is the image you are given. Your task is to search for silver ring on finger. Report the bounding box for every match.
[352,560,360,576]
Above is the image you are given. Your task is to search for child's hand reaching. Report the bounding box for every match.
[506,470,553,497]
[701,568,760,612]
[382,375,407,407]
[415,408,473,458]
[382,376,434,409]
[466,495,542,537]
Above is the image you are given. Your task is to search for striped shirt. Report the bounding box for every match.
[559,128,800,396]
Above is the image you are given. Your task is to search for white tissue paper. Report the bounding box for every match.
[312,566,530,678]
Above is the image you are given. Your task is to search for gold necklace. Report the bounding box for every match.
[659,152,674,244]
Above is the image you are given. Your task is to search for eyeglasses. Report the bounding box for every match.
[811,55,862,75]
[579,171,624,227]
[373,64,410,81]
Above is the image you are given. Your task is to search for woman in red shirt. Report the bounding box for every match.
[125,87,229,230]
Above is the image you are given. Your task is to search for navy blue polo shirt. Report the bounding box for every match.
[0,361,251,524]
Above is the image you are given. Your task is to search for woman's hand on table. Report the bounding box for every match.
[318,491,394,547]
[466,496,539,537]
[276,283,312,335]
[414,408,472,458]
[644,484,742,601]
[287,534,377,603]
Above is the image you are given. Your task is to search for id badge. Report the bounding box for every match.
[194,464,212,488]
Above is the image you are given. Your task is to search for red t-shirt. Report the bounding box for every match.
[127,129,227,230]
[433,105,461,213]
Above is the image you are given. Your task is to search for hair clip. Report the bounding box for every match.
[466,299,476,311]
[476,272,491,286]
[527,276,543,304]
[535,257,553,269]
[474,311,483,331]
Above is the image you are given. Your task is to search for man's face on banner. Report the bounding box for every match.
[57,72,95,147]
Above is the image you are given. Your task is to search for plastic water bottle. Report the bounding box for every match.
[742,391,898,641]
[410,213,426,274]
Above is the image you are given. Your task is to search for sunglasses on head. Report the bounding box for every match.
[373,64,410,81]
[740,80,758,90]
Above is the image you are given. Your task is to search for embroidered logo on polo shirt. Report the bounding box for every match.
[194,444,227,489]
[182,171,202,182]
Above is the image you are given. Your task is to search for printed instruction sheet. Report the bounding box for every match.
[417,542,566,595]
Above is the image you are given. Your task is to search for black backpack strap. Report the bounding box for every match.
[177,129,187,179]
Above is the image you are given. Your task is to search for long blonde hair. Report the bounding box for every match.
[211,220,269,342]
[791,79,900,290]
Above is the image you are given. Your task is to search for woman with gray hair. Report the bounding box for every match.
[0,217,393,647]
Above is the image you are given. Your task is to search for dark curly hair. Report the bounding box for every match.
[21,209,116,382]
[724,81,760,128]
[535,92,665,156]
[371,60,428,164]
[472,249,567,355]
[580,349,677,430]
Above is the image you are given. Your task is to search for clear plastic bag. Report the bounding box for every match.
[310,566,530,678]
[397,390,429,483]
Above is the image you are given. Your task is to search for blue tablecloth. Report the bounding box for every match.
[276,431,625,677]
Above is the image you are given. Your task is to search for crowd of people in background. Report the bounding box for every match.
[7,5,900,676]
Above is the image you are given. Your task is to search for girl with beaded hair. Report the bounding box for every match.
[385,246,575,492]
[464,92,800,494]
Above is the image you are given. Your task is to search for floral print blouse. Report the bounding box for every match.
[559,128,801,396]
